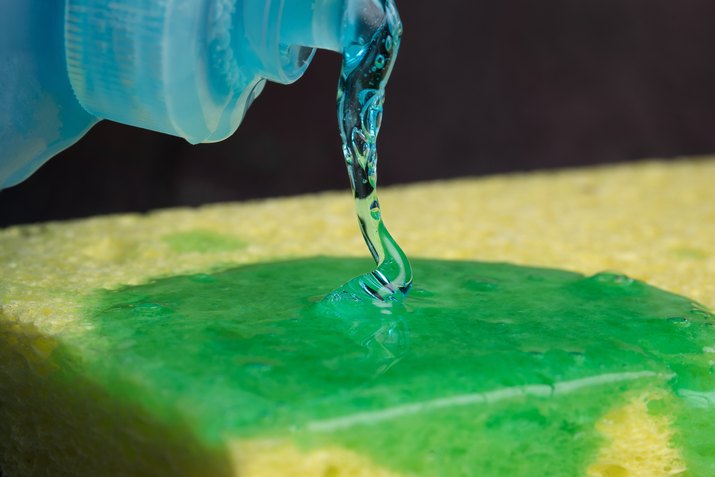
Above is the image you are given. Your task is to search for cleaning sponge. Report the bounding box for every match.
[1,159,714,476]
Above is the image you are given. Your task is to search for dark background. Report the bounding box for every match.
[2,0,715,227]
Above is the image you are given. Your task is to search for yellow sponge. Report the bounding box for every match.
[1,158,714,476]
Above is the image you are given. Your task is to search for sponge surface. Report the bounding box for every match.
[1,159,715,476]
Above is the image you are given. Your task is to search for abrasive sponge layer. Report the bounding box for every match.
[1,158,714,477]
[2,159,714,333]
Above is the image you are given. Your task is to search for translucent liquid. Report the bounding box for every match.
[332,0,412,302]
[75,257,715,476]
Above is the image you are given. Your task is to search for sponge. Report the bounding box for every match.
[1,159,714,476]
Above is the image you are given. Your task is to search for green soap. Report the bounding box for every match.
[49,257,715,476]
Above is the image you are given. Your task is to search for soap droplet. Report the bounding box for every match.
[667,317,690,327]
[374,54,386,69]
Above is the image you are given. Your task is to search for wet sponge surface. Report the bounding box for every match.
[1,159,715,476]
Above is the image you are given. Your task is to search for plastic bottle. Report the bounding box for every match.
[0,0,384,189]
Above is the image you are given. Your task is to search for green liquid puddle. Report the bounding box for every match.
[71,257,715,476]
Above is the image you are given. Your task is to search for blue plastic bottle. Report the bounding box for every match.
[0,0,383,188]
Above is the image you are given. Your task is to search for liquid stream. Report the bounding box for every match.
[332,0,412,303]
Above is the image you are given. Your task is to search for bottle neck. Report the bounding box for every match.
[238,0,319,85]
[64,0,383,144]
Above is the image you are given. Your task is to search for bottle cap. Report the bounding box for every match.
[65,0,342,143]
